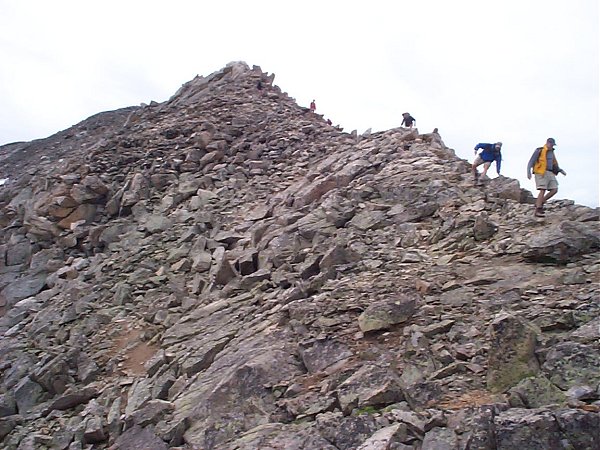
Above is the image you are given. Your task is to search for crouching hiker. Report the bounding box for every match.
[527,137,567,217]
[472,141,502,185]
[401,112,416,128]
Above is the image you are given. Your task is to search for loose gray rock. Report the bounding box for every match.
[298,338,353,374]
[0,274,47,307]
[542,342,600,390]
[358,295,418,332]
[487,312,540,393]
[494,408,562,449]
[336,365,405,414]
[0,394,17,417]
[507,376,566,408]
[112,424,168,450]
[0,62,597,450]
[421,426,459,450]
[522,221,600,263]
[473,212,497,241]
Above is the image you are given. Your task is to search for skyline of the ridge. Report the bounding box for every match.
[0,0,597,207]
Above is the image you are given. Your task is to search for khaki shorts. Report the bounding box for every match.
[534,171,558,190]
[473,155,490,166]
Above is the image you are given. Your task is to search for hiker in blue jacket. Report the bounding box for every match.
[472,142,502,185]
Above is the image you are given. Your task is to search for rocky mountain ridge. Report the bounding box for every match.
[0,61,598,450]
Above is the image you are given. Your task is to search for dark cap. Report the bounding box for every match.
[547,138,557,145]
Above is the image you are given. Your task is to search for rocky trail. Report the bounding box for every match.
[0,62,598,449]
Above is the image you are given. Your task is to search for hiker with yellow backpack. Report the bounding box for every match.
[527,138,567,217]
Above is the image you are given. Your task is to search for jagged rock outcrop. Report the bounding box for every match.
[0,61,598,449]
[522,220,599,263]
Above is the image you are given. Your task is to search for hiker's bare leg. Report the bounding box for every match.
[536,189,546,209]
[544,188,558,203]
[481,162,492,178]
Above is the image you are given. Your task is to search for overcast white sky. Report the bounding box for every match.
[1,0,598,206]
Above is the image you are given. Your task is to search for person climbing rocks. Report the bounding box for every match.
[527,137,567,217]
[472,141,502,185]
[310,100,316,113]
[401,112,416,128]
[256,80,265,97]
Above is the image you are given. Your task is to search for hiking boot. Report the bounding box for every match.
[534,208,545,217]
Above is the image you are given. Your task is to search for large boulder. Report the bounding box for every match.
[522,221,600,263]
[112,425,168,450]
[0,394,17,417]
[175,348,301,449]
[70,175,108,204]
[4,240,33,266]
[494,408,598,450]
[142,214,173,233]
[210,247,237,285]
[553,409,600,450]
[298,338,353,374]
[355,423,408,450]
[486,176,523,201]
[336,365,405,414]
[121,173,151,207]
[317,412,379,450]
[421,427,459,450]
[0,274,47,308]
[473,212,497,241]
[23,213,61,240]
[541,342,600,390]
[487,312,540,393]
[494,408,562,449]
[507,376,566,408]
[229,423,337,450]
[358,295,418,333]
[57,203,97,229]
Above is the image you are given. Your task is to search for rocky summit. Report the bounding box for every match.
[0,62,598,450]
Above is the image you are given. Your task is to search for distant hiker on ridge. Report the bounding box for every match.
[256,80,264,96]
[472,141,502,185]
[527,137,567,217]
[401,112,415,128]
[310,100,316,113]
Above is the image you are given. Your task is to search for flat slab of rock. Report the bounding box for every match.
[0,274,47,308]
[358,295,418,332]
[112,424,168,450]
[522,221,600,263]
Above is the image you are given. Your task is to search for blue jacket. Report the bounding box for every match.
[474,143,502,174]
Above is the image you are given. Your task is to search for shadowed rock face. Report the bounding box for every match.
[0,62,598,449]
[486,312,540,393]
